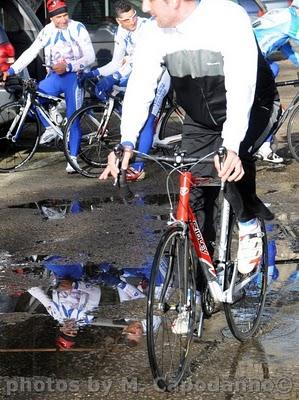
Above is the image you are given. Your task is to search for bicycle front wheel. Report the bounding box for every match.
[287,103,299,161]
[223,216,268,341]
[63,103,121,177]
[0,102,40,171]
[147,226,198,391]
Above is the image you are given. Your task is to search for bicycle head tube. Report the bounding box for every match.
[176,171,192,221]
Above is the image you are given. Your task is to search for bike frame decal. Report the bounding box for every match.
[188,207,217,279]
[176,171,217,280]
[180,187,189,196]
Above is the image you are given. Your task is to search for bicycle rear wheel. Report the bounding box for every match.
[0,102,40,171]
[223,216,268,341]
[157,105,184,154]
[63,103,121,177]
[287,103,299,161]
[147,226,198,391]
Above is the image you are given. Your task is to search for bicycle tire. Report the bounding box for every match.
[0,101,40,171]
[223,215,268,341]
[157,105,184,154]
[63,103,121,178]
[286,103,299,161]
[146,225,198,391]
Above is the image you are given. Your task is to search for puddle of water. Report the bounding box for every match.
[7,194,174,221]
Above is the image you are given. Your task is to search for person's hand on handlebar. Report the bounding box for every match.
[214,149,244,182]
[0,70,11,85]
[99,148,132,180]
[2,71,9,81]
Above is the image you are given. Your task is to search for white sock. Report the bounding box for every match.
[238,218,259,235]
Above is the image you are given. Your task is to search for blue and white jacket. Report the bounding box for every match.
[97,17,148,77]
[10,19,95,74]
[28,283,101,326]
[254,6,299,66]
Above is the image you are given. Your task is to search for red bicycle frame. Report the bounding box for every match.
[176,171,217,281]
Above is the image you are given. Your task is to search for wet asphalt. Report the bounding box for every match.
[0,61,298,400]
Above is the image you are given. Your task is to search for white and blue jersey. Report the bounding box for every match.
[254,7,299,71]
[97,17,148,78]
[10,19,95,74]
[28,283,101,326]
[9,19,95,157]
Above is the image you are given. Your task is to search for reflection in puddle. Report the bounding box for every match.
[0,254,156,353]
[7,194,173,221]
[224,341,270,400]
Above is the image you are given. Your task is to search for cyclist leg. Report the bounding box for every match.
[130,111,156,172]
[230,103,280,273]
[129,70,171,180]
[37,73,63,143]
[63,72,84,157]
[182,116,222,253]
[236,101,280,221]
[254,99,283,163]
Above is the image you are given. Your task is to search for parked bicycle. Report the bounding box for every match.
[274,77,299,161]
[114,146,269,391]
[63,79,184,178]
[0,76,66,172]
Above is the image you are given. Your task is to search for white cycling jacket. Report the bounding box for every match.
[11,19,95,74]
[98,17,148,77]
[120,0,260,154]
[28,283,101,326]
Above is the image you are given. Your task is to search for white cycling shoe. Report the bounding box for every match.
[66,156,80,174]
[256,142,283,164]
[237,219,263,274]
[40,127,58,144]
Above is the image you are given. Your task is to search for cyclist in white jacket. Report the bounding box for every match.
[3,0,95,173]
[100,0,280,275]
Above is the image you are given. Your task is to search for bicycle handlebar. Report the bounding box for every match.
[113,144,227,202]
[2,76,37,95]
[114,144,226,166]
[276,78,299,88]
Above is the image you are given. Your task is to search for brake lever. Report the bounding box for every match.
[113,144,124,187]
[217,146,227,190]
[112,144,134,201]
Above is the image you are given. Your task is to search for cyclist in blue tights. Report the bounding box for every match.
[91,68,170,181]
[83,0,171,181]
[3,0,95,173]
[252,1,299,163]
[125,69,171,181]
